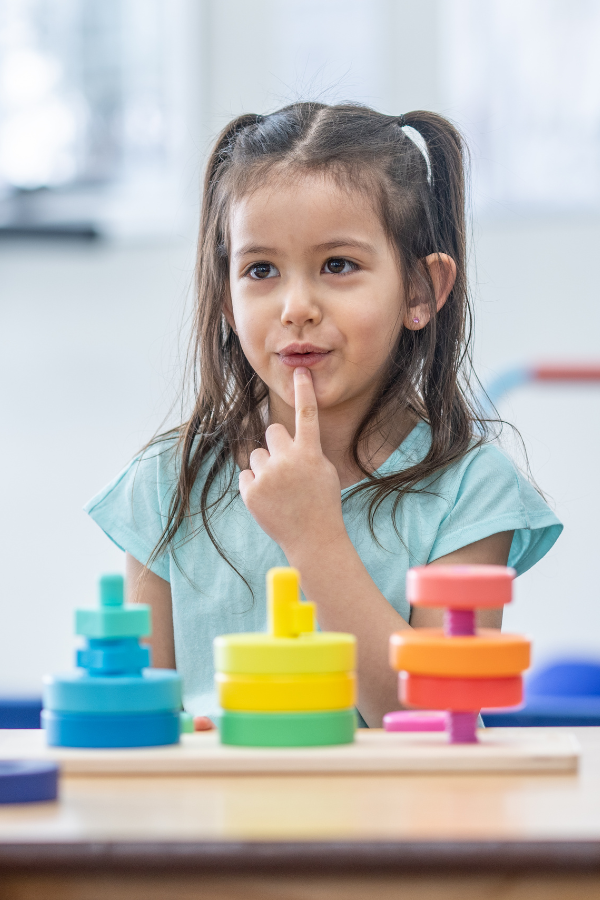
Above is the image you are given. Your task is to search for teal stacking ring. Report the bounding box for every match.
[42,669,182,713]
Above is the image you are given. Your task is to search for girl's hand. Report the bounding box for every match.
[239,368,347,561]
[194,716,215,731]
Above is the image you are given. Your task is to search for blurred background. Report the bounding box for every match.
[1,0,599,694]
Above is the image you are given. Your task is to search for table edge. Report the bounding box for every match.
[1,840,600,874]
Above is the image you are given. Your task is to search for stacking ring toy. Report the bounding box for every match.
[214,568,357,746]
[388,565,530,743]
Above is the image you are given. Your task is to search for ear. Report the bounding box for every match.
[404,253,457,330]
[222,287,237,333]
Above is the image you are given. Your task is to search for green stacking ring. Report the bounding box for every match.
[219,708,356,747]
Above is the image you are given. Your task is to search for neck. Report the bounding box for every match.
[268,392,416,490]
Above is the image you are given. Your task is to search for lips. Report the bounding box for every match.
[278,343,331,368]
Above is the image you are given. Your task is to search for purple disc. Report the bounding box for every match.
[0,761,59,804]
[383,710,446,732]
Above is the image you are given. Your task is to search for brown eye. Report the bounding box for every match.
[248,263,278,280]
[324,258,356,275]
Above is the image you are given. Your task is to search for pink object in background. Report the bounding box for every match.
[383,710,446,732]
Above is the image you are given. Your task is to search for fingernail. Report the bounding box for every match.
[294,366,309,376]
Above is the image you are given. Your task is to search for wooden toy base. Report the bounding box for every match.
[0,727,579,775]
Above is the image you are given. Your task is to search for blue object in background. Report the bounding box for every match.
[483,659,600,726]
[484,366,532,411]
[0,697,42,729]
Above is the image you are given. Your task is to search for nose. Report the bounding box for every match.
[280,278,322,328]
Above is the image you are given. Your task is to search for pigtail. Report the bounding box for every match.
[401,111,466,262]
[201,115,262,211]
[396,111,473,470]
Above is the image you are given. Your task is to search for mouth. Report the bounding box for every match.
[278,343,332,368]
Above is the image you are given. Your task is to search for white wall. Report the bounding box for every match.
[473,216,600,665]
[200,0,441,140]
[1,0,599,692]
[0,239,195,691]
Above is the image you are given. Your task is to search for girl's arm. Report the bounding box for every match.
[287,529,512,728]
[126,552,175,669]
[126,554,214,731]
[240,369,515,727]
[126,553,214,732]
[410,530,511,630]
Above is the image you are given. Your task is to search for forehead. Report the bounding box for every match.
[228,172,386,250]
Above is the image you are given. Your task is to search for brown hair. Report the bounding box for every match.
[147,102,489,585]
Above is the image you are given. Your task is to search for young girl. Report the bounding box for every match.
[85,103,562,728]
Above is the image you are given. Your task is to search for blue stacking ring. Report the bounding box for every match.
[43,669,182,713]
[42,709,181,747]
[76,638,150,674]
[0,761,59,804]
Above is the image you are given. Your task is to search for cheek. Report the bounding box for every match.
[231,301,275,374]
[347,300,403,359]
[232,300,263,344]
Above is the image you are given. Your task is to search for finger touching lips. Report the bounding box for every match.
[294,367,321,446]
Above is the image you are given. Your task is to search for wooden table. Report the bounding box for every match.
[1,727,600,900]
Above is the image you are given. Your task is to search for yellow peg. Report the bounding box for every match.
[267,568,315,638]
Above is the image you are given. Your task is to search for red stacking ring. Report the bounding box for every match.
[406,565,516,609]
[400,672,523,711]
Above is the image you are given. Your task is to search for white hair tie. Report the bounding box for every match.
[401,125,432,184]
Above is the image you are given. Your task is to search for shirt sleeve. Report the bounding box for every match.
[83,443,176,581]
[428,444,563,575]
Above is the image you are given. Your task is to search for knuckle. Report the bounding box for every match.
[299,405,318,422]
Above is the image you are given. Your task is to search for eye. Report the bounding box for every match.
[247,262,279,280]
[323,257,358,275]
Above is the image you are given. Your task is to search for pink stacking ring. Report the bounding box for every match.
[383,710,446,732]
[406,565,515,608]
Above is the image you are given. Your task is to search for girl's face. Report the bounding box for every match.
[226,173,411,417]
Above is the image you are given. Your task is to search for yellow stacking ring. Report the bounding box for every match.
[216,671,356,711]
[214,633,356,675]
[389,628,530,678]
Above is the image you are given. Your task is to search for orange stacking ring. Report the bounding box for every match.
[389,629,530,678]
[401,672,522,711]
[407,565,516,609]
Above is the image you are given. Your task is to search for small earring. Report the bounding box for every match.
[412,317,420,324]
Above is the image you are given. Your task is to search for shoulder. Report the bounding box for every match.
[421,431,547,527]
[436,440,554,533]
[83,433,227,580]
[397,422,521,497]
[442,441,522,499]
[85,435,181,518]
[398,424,562,574]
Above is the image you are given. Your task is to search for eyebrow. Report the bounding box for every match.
[311,239,376,254]
[233,238,376,260]
[233,245,276,260]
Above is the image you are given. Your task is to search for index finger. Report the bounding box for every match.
[294,367,321,447]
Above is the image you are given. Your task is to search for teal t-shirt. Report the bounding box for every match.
[84,421,562,719]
